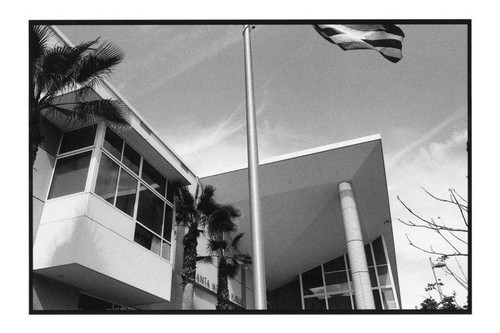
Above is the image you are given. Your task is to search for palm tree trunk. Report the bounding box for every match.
[181,229,198,310]
[181,282,195,310]
[30,106,43,169]
[216,263,230,310]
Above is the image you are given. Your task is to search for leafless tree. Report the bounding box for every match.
[397,188,468,291]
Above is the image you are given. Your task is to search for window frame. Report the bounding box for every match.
[95,127,176,262]
[299,236,400,310]
[45,125,98,202]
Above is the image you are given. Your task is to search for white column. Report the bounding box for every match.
[338,181,375,310]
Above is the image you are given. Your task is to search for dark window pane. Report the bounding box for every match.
[115,169,137,217]
[327,294,353,310]
[163,205,173,241]
[372,237,387,265]
[369,267,378,287]
[365,243,374,267]
[161,241,171,260]
[345,253,350,269]
[372,290,383,310]
[377,265,391,286]
[304,297,326,310]
[166,181,175,203]
[137,187,164,235]
[134,224,161,255]
[324,272,349,293]
[122,144,140,174]
[59,125,97,154]
[141,160,166,196]
[78,293,113,311]
[94,154,119,204]
[381,288,397,309]
[48,151,92,199]
[323,256,346,272]
[302,266,324,296]
[103,128,123,160]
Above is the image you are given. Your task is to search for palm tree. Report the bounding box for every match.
[199,233,252,310]
[175,184,241,309]
[30,25,130,167]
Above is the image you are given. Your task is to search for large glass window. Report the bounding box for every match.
[93,127,175,261]
[115,169,138,217]
[48,151,92,199]
[47,125,97,200]
[94,154,119,204]
[59,125,97,154]
[142,159,166,197]
[299,236,398,310]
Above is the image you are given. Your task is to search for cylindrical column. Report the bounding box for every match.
[339,181,375,309]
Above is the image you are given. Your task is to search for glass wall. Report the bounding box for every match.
[94,127,175,261]
[46,125,176,262]
[299,236,398,310]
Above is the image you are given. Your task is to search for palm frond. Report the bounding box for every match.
[75,41,124,88]
[229,233,245,251]
[225,260,240,278]
[219,203,241,218]
[196,256,214,264]
[30,25,51,74]
[207,239,228,252]
[71,99,130,127]
[208,207,237,235]
[175,186,197,225]
[197,185,218,217]
[233,253,252,266]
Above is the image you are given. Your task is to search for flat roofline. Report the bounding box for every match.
[198,134,382,178]
[49,25,198,182]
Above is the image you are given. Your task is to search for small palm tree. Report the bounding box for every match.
[30,25,130,167]
[175,184,241,309]
[199,233,252,310]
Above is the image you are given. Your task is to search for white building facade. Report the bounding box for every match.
[31,26,400,311]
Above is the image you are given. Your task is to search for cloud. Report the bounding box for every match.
[386,124,468,308]
[386,108,467,170]
[135,27,241,97]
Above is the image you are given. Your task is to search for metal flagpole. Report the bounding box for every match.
[243,24,267,310]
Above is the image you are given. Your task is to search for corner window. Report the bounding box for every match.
[47,125,97,200]
[94,127,175,260]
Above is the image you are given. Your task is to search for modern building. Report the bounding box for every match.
[31,26,401,311]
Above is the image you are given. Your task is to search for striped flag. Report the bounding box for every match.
[314,24,405,63]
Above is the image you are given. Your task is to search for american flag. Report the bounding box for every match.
[314,24,405,63]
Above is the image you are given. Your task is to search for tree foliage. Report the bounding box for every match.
[30,25,130,167]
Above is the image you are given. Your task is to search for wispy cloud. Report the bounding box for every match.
[135,27,241,97]
[386,109,467,169]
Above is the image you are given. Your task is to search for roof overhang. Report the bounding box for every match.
[42,88,196,186]
[201,136,399,292]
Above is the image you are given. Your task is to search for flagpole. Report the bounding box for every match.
[243,24,267,310]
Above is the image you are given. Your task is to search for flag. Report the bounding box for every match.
[314,24,405,63]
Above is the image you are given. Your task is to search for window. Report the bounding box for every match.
[47,125,97,200]
[94,127,175,260]
[78,293,135,311]
[58,125,97,154]
[299,236,398,310]
[48,152,92,199]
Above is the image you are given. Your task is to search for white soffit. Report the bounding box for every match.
[200,136,392,290]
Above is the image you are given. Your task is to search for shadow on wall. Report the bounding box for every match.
[32,217,108,311]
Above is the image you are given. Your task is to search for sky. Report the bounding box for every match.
[57,23,469,309]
